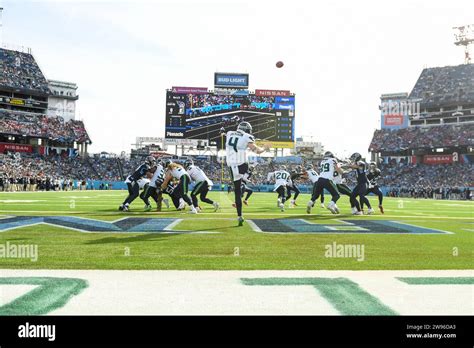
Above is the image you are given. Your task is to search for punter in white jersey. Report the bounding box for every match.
[301,164,325,208]
[306,151,343,215]
[184,159,219,212]
[267,166,290,212]
[224,122,269,226]
[161,159,197,214]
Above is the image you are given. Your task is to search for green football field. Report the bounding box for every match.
[0,190,472,270]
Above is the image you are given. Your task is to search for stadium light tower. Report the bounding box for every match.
[453,24,474,64]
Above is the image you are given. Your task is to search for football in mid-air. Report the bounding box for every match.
[276,61,284,68]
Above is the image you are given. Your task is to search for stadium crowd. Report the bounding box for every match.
[369,124,474,152]
[409,64,474,106]
[0,109,91,143]
[1,152,472,200]
[0,48,50,94]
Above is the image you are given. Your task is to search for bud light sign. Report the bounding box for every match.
[214,73,249,88]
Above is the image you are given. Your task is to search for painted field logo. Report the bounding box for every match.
[0,216,186,233]
[248,219,452,234]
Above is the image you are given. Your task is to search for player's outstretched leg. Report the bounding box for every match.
[120,182,139,212]
[350,188,363,215]
[234,179,244,226]
[375,187,384,213]
[325,181,340,214]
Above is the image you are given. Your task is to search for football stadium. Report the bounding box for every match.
[0,1,473,346]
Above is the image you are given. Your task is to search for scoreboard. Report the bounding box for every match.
[165,89,295,148]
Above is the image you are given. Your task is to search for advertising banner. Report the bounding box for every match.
[256,89,290,97]
[171,87,208,94]
[423,155,454,164]
[214,73,249,88]
[0,143,33,153]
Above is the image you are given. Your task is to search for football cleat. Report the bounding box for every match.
[163,198,170,209]
[291,199,297,206]
[367,208,375,215]
[379,205,384,214]
[320,203,325,209]
[118,205,124,211]
[279,203,285,212]
[353,211,363,216]
[213,202,220,212]
[243,200,248,206]
[306,200,313,214]
[238,216,245,226]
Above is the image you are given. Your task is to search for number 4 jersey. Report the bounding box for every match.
[225,130,255,167]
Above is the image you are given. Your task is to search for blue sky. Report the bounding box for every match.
[2,0,473,157]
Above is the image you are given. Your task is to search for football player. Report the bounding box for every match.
[233,165,255,208]
[119,156,155,212]
[184,159,219,212]
[348,153,374,215]
[306,152,342,214]
[362,161,384,214]
[225,122,269,226]
[267,166,291,212]
[140,159,168,211]
[161,159,197,214]
[301,164,325,208]
[286,168,303,207]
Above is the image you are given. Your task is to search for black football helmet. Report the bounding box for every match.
[145,155,156,166]
[350,152,362,163]
[237,121,252,134]
[184,159,194,169]
[324,151,335,158]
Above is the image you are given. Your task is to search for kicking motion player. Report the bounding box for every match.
[348,153,374,215]
[306,152,342,214]
[119,155,155,212]
[184,159,219,212]
[361,161,384,214]
[232,165,255,208]
[225,121,269,226]
[267,166,291,212]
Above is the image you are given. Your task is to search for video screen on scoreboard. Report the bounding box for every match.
[165,91,295,148]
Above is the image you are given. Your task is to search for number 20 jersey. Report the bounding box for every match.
[225,130,255,166]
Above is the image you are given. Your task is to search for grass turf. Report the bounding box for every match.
[0,190,472,270]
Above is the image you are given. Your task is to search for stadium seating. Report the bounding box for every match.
[0,48,50,94]
[409,64,474,107]
[369,124,474,152]
[0,109,91,144]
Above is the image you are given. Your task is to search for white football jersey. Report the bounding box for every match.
[306,170,319,184]
[319,158,338,180]
[170,166,187,179]
[149,164,164,188]
[225,130,255,166]
[187,165,213,186]
[332,171,343,184]
[267,170,290,190]
[137,178,150,189]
